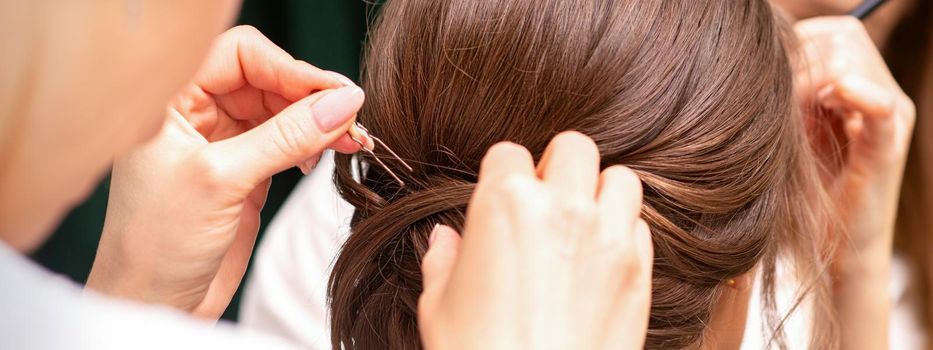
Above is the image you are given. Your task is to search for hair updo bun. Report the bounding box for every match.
[330,165,473,349]
[328,0,836,349]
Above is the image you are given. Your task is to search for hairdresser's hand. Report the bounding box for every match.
[418,132,653,350]
[796,16,915,350]
[87,26,363,319]
[797,16,914,266]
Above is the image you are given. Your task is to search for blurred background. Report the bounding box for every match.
[29,0,369,322]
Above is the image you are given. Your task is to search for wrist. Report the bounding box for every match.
[832,243,892,286]
[86,252,152,303]
[86,235,206,315]
[87,264,208,315]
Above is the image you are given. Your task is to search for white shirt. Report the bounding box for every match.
[240,152,354,349]
[242,152,926,349]
[0,240,298,349]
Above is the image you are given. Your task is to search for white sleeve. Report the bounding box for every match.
[890,255,927,349]
[240,152,355,349]
[0,242,297,349]
[741,256,927,349]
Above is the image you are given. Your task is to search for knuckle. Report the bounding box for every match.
[610,252,641,284]
[623,252,644,274]
[229,24,261,37]
[793,20,818,37]
[900,95,917,119]
[188,150,229,190]
[216,25,266,54]
[796,17,843,36]
[223,25,270,51]
[607,219,652,273]
[617,249,651,285]
[530,194,557,216]
[558,197,598,224]
[496,173,538,200]
[271,115,313,159]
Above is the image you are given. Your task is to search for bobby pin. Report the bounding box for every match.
[348,123,413,187]
[355,124,414,172]
[850,0,886,19]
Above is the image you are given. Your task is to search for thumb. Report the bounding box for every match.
[207,86,364,186]
[420,225,462,304]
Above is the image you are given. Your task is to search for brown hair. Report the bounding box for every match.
[328,0,836,348]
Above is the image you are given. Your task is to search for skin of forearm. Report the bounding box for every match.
[834,249,892,350]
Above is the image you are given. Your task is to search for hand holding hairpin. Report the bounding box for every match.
[322,73,413,186]
[348,122,414,187]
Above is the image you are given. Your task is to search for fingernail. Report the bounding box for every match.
[328,71,357,87]
[429,224,440,246]
[301,156,321,175]
[350,123,376,151]
[313,86,364,132]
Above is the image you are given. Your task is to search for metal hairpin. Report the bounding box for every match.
[349,123,414,187]
[850,0,887,19]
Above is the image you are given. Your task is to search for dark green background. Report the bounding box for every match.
[30,0,370,321]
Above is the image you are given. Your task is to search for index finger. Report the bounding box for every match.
[193,25,342,101]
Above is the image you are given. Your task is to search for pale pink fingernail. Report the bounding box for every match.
[328,71,357,87]
[305,156,321,171]
[351,123,376,151]
[313,86,365,132]
[298,156,321,176]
